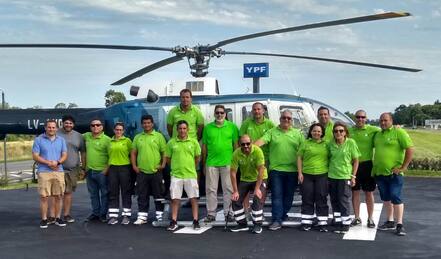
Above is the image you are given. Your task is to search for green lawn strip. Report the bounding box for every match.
[407,130,441,160]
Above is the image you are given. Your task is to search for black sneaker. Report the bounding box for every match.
[193,220,201,230]
[395,224,406,236]
[301,224,311,231]
[378,221,395,231]
[252,224,262,234]
[230,224,249,232]
[351,218,362,226]
[203,215,216,223]
[47,217,56,225]
[55,218,66,227]
[167,220,178,231]
[319,225,328,232]
[40,219,48,229]
[367,218,376,228]
[64,215,75,223]
[85,214,99,222]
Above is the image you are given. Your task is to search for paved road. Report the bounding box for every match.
[0,160,34,182]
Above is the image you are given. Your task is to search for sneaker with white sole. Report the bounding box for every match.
[230,224,249,232]
[40,219,48,229]
[252,224,262,234]
[55,218,66,227]
[269,222,282,231]
[108,217,118,225]
[133,218,147,225]
[167,220,178,231]
[378,220,395,231]
[64,215,75,223]
[121,216,130,225]
[367,218,376,228]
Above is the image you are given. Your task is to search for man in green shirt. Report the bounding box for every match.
[318,106,334,142]
[131,115,167,225]
[255,110,305,231]
[166,89,204,140]
[202,105,239,223]
[165,120,201,231]
[348,110,381,228]
[83,119,111,223]
[373,112,414,236]
[230,135,267,234]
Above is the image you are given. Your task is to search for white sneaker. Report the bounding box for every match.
[133,218,147,225]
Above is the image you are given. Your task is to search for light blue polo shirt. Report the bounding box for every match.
[32,133,67,172]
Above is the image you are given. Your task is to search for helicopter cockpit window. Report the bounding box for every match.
[186,81,204,92]
[241,104,268,122]
[280,105,307,129]
[225,108,233,122]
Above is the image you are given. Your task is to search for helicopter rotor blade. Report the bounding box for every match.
[223,51,422,72]
[0,44,173,52]
[211,12,411,49]
[111,55,183,86]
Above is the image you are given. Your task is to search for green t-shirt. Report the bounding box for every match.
[373,127,413,176]
[349,125,381,162]
[202,120,239,166]
[240,117,275,159]
[166,104,204,139]
[324,121,334,143]
[83,132,111,171]
[328,138,360,179]
[132,130,166,174]
[261,126,304,172]
[165,137,201,179]
[231,145,268,182]
[297,139,328,175]
[108,136,132,166]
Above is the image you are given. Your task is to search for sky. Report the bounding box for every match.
[0,0,440,118]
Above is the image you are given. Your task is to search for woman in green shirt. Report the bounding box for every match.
[297,123,329,232]
[328,122,360,234]
[107,122,133,225]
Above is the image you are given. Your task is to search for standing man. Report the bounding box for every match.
[230,135,267,234]
[348,110,380,228]
[255,110,304,231]
[131,115,167,225]
[167,89,204,140]
[373,112,413,236]
[318,106,334,142]
[83,118,111,223]
[32,120,67,228]
[202,105,239,223]
[57,115,86,223]
[165,120,201,231]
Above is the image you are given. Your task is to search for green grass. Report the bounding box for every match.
[407,129,441,160]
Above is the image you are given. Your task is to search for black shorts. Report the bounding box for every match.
[352,160,376,192]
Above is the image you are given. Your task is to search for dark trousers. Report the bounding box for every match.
[108,165,132,218]
[329,178,351,226]
[232,181,267,226]
[301,173,329,226]
[136,172,165,213]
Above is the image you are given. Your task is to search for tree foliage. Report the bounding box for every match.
[104,90,126,107]
[393,101,441,126]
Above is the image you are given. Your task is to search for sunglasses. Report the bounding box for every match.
[90,124,102,127]
[334,129,345,133]
[281,116,292,121]
[215,111,225,115]
[240,142,251,147]
[356,116,366,119]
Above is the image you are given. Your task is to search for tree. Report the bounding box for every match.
[55,102,67,109]
[67,103,78,109]
[105,90,126,107]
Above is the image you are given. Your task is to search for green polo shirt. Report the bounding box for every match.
[167,104,204,139]
[261,126,304,172]
[165,137,201,179]
[202,120,239,166]
[132,130,166,174]
[108,136,132,166]
[231,145,268,182]
[328,138,360,179]
[324,121,334,143]
[83,132,111,171]
[297,139,329,175]
[373,127,413,176]
[349,124,381,162]
[240,117,275,159]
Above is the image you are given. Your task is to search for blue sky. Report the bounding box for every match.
[0,0,439,118]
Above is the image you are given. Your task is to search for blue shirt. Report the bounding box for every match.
[32,133,67,172]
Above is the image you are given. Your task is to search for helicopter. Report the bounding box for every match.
[0,11,421,139]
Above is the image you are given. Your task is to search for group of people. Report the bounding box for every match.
[32,89,413,237]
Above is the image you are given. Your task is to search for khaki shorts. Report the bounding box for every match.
[170,177,199,199]
[38,172,65,197]
[64,167,82,193]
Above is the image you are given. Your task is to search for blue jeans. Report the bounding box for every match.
[86,170,109,217]
[375,174,403,205]
[270,170,298,223]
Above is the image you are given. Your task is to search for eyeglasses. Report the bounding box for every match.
[281,116,292,121]
[114,129,123,131]
[215,111,225,115]
[90,124,102,127]
[356,116,366,119]
[333,129,345,133]
[240,142,251,147]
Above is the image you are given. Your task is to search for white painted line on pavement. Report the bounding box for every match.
[343,203,383,241]
[174,226,212,234]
